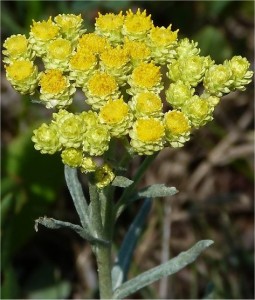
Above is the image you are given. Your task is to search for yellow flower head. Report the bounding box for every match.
[99,98,129,124]
[149,25,178,46]
[5,60,35,82]
[30,17,59,41]
[132,92,163,118]
[87,72,118,97]
[130,117,165,155]
[47,38,72,59]
[124,38,151,64]
[164,110,190,135]
[130,62,162,89]
[99,98,133,137]
[124,9,153,39]
[55,14,83,32]
[61,148,83,168]
[136,118,164,142]
[77,33,110,54]
[96,12,124,32]
[39,69,68,94]
[100,46,129,69]
[164,110,191,147]
[70,49,97,71]
[3,34,28,58]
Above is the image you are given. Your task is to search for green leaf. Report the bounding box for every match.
[64,166,90,230]
[112,198,152,290]
[113,240,214,299]
[133,184,178,200]
[35,216,108,245]
[112,176,134,188]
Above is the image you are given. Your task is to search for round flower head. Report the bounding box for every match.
[83,71,120,110]
[175,38,200,58]
[80,110,100,130]
[77,33,110,55]
[69,49,97,87]
[164,110,191,147]
[203,64,233,97]
[61,148,83,168]
[54,110,85,148]
[82,124,110,156]
[54,14,86,44]
[2,34,35,63]
[129,92,163,118]
[99,98,133,137]
[128,62,163,95]
[148,25,178,64]
[80,157,97,174]
[130,117,165,155]
[94,164,115,189]
[100,46,131,85]
[123,38,151,66]
[43,38,72,71]
[224,56,253,91]
[168,55,213,87]
[182,95,214,128]
[29,17,60,56]
[123,9,153,41]
[95,12,124,45]
[166,80,195,109]
[39,69,76,108]
[5,60,38,95]
[32,123,61,154]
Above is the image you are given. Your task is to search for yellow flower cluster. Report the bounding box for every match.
[3,10,253,186]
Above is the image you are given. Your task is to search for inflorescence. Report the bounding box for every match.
[3,10,253,187]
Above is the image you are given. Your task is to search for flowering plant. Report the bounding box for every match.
[3,9,253,299]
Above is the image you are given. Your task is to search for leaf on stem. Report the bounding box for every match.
[112,176,134,188]
[64,165,90,230]
[112,198,152,290]
[113,239,214,299]
[35,216,108,245]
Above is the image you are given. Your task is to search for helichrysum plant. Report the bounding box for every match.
[3,10,253,299]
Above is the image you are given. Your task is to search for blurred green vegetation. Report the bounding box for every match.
[1,1,254,299]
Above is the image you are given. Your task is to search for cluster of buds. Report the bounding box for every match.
[3,10,253,187]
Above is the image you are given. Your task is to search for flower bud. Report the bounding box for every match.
[61,148,83,167]
[225,56,253,91]
[94,164,115,189]
[203,64,233,97]
[166,81,195,109]
[182,95,214,128]
[32,123,61,154]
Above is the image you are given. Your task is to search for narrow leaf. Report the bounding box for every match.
[35,216,108,245]
[64,165,89,229]
[113,240,214,299]
[134,184,178,200]
[112,176,134,188]
[112,198,152,290]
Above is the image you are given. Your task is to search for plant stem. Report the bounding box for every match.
[114,153,158,219]
[89,181,113,299]
[96,243,113,299]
